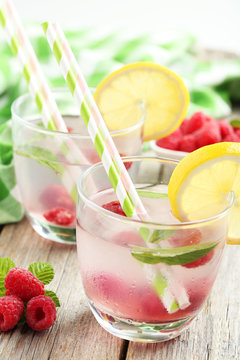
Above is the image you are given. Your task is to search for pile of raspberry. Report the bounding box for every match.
[156,111,240,153]
[0,268,56,332]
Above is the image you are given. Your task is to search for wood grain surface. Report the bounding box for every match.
[0,217,239,360]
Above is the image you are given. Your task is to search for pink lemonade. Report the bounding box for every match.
[12,90,144,243]
[76,176,228,342]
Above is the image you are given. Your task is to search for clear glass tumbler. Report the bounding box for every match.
[11,88,144,244]
[76,157,233,342]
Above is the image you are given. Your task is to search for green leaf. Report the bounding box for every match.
[28,262,54,285]
[131,241,217,266]
[229,119,240,128]
[149,230,176,243]
[16,145,65,175]
[45,290,60,307]
[137,190,168,199]
[0,257,16,296]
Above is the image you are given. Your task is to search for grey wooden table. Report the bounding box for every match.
[0,217,239,360]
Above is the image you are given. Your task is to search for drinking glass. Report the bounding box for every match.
[11,88,144,244]
[76,157,233,342]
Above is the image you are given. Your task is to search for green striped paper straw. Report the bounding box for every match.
[0,0,87,201]
[43,21,190,313]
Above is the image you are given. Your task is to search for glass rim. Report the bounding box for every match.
[77,156,234,230]
[11,87,145,139]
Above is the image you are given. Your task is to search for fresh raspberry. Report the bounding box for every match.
[218,120,234,139]
[26,295,56,331]
[179,118,189,134]
[222,133,239,142]
[182,251,214,268]
[194,119,221,148]
[102,201,126,216]
[179,134,197,152]
[5,268,45,302]
[40,185,75,212]
[43,207,75,226]
[0,295,25,331]
[169,229,214,268]
[66,126,73,133]
[184,112,210,134]
[156,128,182,150]
[234,128,240,138]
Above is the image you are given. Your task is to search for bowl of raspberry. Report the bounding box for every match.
[151,111,240,160]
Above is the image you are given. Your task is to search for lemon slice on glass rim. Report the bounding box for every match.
[94,62,190,141]
[168,142,240,244]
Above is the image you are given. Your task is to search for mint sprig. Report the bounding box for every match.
[131,241,217,266]
[45,290,60,307]
[28,262,54,285]
[0,258,16,296]
[137,190,168,199]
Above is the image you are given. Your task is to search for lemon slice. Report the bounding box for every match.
[168,142,240,244]
[94,62,190,141]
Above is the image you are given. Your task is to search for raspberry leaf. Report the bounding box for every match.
[45,290,60,307]
[131,241,217,266]
[28,262,54,285]
[0,257,16,296]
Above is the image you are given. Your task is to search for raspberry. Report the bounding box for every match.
[222,133,239,142]
[179,118,189,134]
[5,268,45,302]
[26,295,56,331]
[169,229,214,268]
[234,128,240,137]
[194,119,221,148]
[185,112,209,134]
[156,128,182,150]
[179,134,197,152]
[218,120,234,139]
[0,295,25,331]
[183,251,214,268]
[43,207,75,226]
[40,185,75,212]
[102,201,126,216]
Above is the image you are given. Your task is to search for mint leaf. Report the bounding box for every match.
[16,145,65,175]
[131,241,217,266]
[229,119,240,128]
[28,262,54,285]
[0,257,16,296]
[149,230,176,243]
[45,290,60,307]
[137,190,168,199]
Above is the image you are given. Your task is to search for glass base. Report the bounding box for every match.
[89,303,195,343]
[28,214,76,244]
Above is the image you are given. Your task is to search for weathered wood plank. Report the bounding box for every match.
[0,218,125,360]
[126,245,240,360]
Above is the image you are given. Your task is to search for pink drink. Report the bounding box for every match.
[12,90,144,244]
[76,159,229,343]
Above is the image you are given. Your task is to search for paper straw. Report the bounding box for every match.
[0,0,87,200]
[43,21,190,313]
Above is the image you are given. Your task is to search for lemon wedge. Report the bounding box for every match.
[168,142,240,244]
[94,62,190,141]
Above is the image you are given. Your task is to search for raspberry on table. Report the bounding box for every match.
[102,201,126,216]
[0,295,25,331]
[43,207,75,226]
[26,295,56,331]
[5,267,45,302]
[156,128,182,150]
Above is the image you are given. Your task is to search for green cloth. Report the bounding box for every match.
[0,26,240,224]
